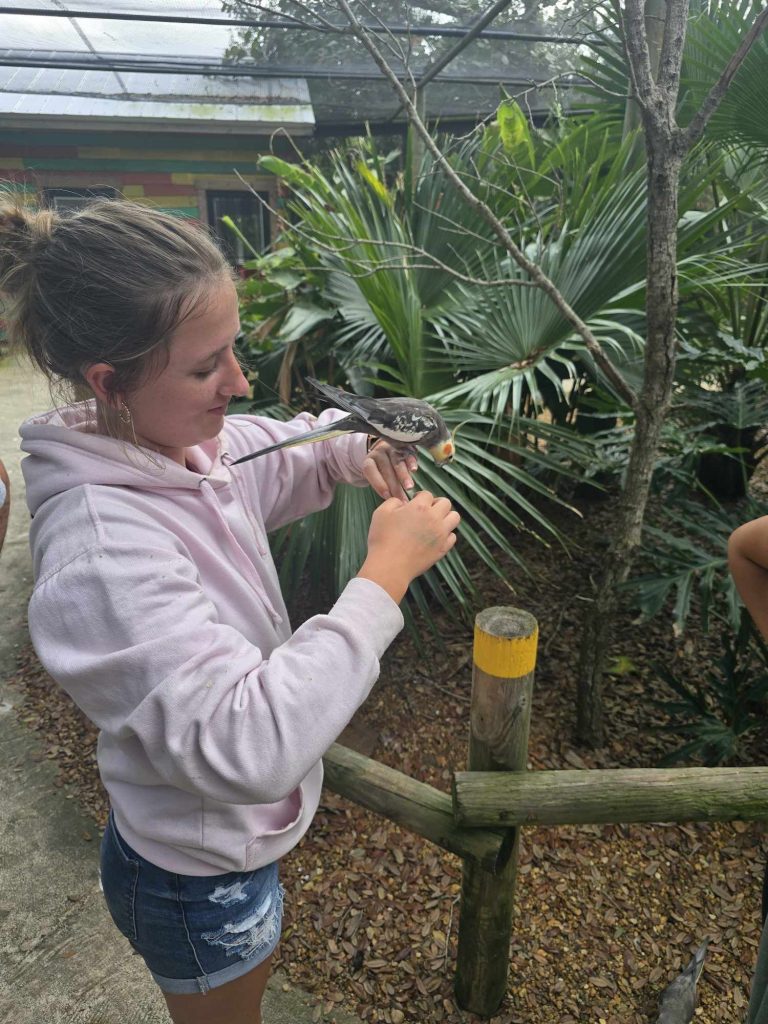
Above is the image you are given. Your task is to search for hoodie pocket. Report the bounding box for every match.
[244,788,305,869]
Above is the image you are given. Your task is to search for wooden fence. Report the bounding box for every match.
[323,606,768,1018]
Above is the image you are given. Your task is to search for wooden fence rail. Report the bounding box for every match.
[322,605,768,1020]
[322,742,513,874]
[452,766,768,827]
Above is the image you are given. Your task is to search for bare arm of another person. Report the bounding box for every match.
[0,459,9,556]
[728,516,768,640]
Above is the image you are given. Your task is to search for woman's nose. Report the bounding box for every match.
[223,350,251,397]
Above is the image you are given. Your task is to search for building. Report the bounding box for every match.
[0,2,588,260]
[0,66,314,262]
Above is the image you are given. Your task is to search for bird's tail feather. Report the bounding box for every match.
[306,376,349,406]
[231,427,350,466]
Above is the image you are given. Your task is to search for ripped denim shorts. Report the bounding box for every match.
[99,810,284,994]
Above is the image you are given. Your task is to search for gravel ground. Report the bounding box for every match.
[7,489,768,1024]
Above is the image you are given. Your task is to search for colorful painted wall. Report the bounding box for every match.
[0,127,278,227]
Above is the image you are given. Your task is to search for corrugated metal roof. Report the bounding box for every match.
[0,64,311,102]
[0,88,314,131]
[0,62,314,132]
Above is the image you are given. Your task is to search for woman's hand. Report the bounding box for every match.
[357,490,461,604]
[362,439,419,501]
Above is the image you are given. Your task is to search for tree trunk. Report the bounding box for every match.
[577,137,682,746]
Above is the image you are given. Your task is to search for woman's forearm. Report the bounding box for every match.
[728,518,768,640]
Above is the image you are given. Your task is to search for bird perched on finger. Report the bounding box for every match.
[231,377,455,467]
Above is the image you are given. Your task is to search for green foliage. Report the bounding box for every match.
[234,125,621,617]
[579,0,768,151]
[654,612,768,765]
[681,0,768,152]
[629,498,755,634]
[226,63,768,628]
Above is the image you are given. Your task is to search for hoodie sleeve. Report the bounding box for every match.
[224,409,370,533]
[28,536,403,806]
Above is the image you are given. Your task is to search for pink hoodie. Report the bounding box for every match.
[20,401,404,875]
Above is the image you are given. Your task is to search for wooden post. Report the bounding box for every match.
[454,607,538,1017]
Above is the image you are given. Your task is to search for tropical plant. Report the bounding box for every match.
[228,90,768,627]
[233,130,613,617]
[627,495,764,634]
[654,610,768,765]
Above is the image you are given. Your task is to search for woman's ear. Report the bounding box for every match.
[83,363,119,406]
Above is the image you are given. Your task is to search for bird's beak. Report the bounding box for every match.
[429,440,455,466]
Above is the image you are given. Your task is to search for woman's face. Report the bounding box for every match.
[127,277,250,465]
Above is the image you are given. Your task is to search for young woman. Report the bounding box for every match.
[1,198,459,1024]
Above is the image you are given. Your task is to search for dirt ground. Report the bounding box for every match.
[7,484,768,1024]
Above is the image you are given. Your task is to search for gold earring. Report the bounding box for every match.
[119,402,132,425]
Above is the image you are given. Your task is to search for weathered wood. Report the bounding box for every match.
[322,743,513,875]
[452,766,768,827]
[454,607,538,1018]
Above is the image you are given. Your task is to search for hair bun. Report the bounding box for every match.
[0,201,56,288]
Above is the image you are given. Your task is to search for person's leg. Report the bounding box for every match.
[163,954,273,1024]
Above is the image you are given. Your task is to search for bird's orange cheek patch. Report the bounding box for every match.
[443,442,454,458]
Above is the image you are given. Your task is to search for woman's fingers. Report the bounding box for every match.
[365,443,418,499]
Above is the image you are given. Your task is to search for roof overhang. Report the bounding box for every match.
[0,66,315,134]
[0,92,314,134]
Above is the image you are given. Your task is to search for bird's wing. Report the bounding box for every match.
[306,379,446,443]
[363,402,445,443]
[231,417,361,466]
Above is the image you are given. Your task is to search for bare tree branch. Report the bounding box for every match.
[356,0,415,71]
[656,0,689,101]
[233,0,340,32]
[682,3,768,151]
[621,0,660,119]
[336,0,639,410]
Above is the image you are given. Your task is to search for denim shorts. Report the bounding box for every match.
[99,811,284,994]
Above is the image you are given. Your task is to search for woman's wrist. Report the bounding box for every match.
[356,555,411,605]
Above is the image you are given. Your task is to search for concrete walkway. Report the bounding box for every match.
[0,356,362,1024]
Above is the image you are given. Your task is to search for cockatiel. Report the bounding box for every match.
[231,377,455,467]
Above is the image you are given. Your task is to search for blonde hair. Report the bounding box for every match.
[0,196,234,407]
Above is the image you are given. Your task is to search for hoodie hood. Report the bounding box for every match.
[20,400,232,516]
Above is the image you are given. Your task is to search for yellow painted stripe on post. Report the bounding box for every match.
[171,173,195,184]
[0,159,25,169]
[122,185,145,197]
[473,623,538,679]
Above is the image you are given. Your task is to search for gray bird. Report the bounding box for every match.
[656,940,708,1024]
[231,377,455,467]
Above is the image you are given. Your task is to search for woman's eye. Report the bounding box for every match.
[194,367,215,379]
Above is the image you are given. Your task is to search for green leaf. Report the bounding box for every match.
[496,99,535,166]
[258,155,316,191]
[278,303,335,344]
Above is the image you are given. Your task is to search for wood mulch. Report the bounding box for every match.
[7,486,768,1024]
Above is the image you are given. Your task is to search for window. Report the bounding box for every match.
[43,187,118,213]
[207,190,270,266]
